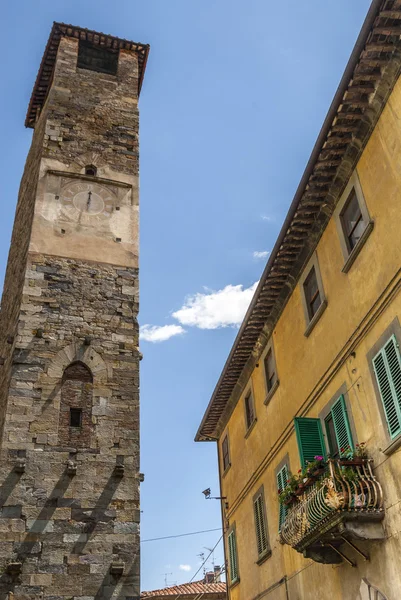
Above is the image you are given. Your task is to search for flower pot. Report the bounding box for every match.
[283,495,296,506]
[312,468,325,477]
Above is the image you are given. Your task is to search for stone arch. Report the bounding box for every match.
[46,342,108,383]
[69,151,108,176]
[58,361,94,448]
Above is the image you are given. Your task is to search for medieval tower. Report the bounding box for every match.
[0,23,148,599]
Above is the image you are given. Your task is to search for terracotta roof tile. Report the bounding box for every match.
[141,580,226,597]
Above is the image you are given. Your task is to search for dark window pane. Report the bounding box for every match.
[85,165,97,176]
[264,351,276,392]
[222,435,230,470]
[77,41,118,75]
[70,408,82,428]
[325,415,339,458]
[342,190,366,250]
[303,267,321,319]
[245,393,254,429]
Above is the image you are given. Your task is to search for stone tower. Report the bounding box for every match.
[0,23,149,600]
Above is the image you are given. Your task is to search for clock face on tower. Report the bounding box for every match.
[59,180,116,224]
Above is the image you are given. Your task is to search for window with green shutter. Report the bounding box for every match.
[324,395,353,457]
[227,529,239,584]
[253,492,270,559]
[294,417,326,467]
[276,464,289,531]
[373,335,401,439]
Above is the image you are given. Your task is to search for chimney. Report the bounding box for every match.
[213,565,221,583]
[204,572,215,584]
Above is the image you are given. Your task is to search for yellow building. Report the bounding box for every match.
[196,2,401,599]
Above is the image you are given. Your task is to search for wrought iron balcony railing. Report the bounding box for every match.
[279,458,384,564]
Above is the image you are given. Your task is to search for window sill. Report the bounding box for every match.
[245,418,257,439]
[382,434,401,456]
[222,463,232,478]
[304,298,328,338]
[264,380,280,405]
[342,220,374,274]
[229,578,240,589]
[256,550,272,566]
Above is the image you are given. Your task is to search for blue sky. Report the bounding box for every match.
[1,0,371,592]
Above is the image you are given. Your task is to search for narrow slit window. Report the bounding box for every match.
[244,391,255,431]
[341,188,366,252]
[70,408,82,428]
[264,350,277,393]
[303,266,321,320]
[222,435,230,471]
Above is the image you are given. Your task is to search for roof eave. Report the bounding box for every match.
[195,0,390,442]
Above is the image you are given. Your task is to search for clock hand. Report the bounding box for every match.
[86,190,92,210]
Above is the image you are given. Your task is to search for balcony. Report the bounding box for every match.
[279,459,385,565]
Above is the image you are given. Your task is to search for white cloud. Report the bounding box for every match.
[172,282,258,330]
[139,324,186,343]
[253,250,270,259]
[179,565,192,572]
[261,214,274,222]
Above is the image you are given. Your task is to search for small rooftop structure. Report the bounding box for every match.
[26,22,150,128]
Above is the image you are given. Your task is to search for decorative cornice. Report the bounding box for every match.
[25,22,149,128]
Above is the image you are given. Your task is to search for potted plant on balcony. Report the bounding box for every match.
[278,474,299,506]
[339,443,367,466]
[306,456,326,479]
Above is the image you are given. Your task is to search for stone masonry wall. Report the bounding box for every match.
[44,36,140,176]
[0,111,47,442]
[0,255,140,599]
[0,30,143,600]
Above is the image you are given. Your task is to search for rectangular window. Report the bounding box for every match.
[276,464,289,531]
[303,267,321,320]
[70,408,82,428]
[227,529,239,584]
[77,41,119,75]
[334,172,373,272]
[294,417,326,467]
[264,350,277,393]
[244,391,255,431]
[253,492,270,559]
[324,394,353,458]
[373,335,401,439]
[341,188,366,252]
[222,435,230,471]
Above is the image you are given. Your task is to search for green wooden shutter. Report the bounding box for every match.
[253,494,268,556]
[227,530,238,583]
[276,464,289,531]
[294,417,326,467]
[331,394,353,451]
[373,335,401,439]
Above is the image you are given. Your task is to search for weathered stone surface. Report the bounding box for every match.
[0,26,143,600]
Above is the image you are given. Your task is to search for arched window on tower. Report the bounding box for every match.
[85,164,97,177]
[58,362,93,448]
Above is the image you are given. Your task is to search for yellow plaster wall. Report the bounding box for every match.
[220,76,401,600]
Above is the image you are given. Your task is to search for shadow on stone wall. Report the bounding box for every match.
[0,470,72,598]
[72,471,122,555]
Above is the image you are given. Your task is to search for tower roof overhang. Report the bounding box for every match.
[195,0,401,442]
[25,21,150,129]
